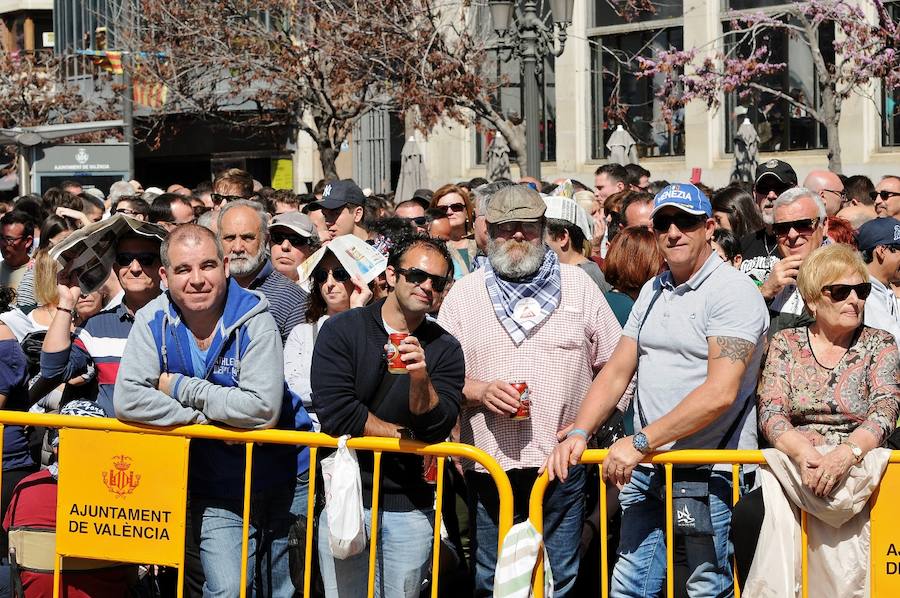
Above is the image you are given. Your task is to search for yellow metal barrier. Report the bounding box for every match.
[0,412,515,598]
[528,449,900,598]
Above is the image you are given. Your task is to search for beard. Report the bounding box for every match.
[228,249,266,276]
[487,237,546,279]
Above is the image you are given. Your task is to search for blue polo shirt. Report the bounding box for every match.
[624,252,769,452]
[0,339,36,471]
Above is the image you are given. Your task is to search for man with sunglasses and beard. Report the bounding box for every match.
[760,188,827,337]
[41,221,167,416]
[738,159,798,285]
[311,235,464,597]
[544,184,768,598]
[438,185,624,597]
[217,200,308,342]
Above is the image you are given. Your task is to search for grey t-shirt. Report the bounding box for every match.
[577,260,612,294]
[624,252,769,452]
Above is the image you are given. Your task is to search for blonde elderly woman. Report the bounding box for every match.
[733,244,900,596]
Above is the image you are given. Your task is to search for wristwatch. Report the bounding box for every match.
[844,441,863,464]
[632,431,651,454]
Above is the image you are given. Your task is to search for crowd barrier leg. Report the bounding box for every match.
[239,443,254,598]
[302,446,319,598]
[367,451,383,598]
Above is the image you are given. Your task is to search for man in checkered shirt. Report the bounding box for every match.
[438,185,624,597]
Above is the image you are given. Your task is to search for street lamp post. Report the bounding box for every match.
[489,0,574,181]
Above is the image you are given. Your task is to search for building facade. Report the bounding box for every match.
[418,0,900,187]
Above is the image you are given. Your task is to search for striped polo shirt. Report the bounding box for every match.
[249,261,308,344]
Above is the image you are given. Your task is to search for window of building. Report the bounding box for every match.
[722,13,834,153]
[589,20,684,160]
[882,2,900,147]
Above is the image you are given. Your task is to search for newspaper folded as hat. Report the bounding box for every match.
[297,234,387,287]
[49,214,167,294]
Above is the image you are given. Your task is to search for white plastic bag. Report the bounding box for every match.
[321,435,367,559]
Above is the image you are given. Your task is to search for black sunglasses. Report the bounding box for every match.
[652,212,706,232]
[821,282,871,301]
[772,218,819,237]
[870,190,900,202]
[396,267,450,292]
[406,216,428,227]
[116,252,158,267]
[441,202,466,213]
[313,266,351,285]
[271,230,310,248]
[755,183,792,197]
[211,193,246,205]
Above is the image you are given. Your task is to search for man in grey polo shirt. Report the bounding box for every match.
[544,183,769,597]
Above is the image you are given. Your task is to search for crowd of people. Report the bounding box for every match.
[0,159,896,598]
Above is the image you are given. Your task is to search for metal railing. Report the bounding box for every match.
[528,449,900,598]
[0,411,514,598]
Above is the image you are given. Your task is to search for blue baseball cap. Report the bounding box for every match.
[857,217,900,252]
[650,183,712,218]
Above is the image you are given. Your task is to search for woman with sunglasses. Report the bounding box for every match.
[733,244,899,592]
[429,184,476,278]
[284,253,375,431]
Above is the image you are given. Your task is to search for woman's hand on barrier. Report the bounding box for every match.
[540,433,587,483]
[807,445,854,497]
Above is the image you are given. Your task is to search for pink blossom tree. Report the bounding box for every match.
[633,0,899,172]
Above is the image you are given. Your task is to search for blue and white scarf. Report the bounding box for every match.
[484,248,561,346]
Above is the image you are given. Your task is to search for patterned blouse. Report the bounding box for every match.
[758,326,900,446]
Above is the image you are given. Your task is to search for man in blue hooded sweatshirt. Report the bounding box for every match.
[114,224,313,597]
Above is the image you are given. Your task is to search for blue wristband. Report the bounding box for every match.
[565,428,590,442]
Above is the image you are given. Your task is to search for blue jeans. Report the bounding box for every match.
[192,472,309,598]
[467,465,586,597]
[317,507,435,598]
[610,466,734,598]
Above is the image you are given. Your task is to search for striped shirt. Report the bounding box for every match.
[249,262,308,344]
[438,264,624,472]
[42,301,134,416]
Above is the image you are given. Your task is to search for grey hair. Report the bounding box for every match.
[216,199,270,245]
[773,187,826,220]
[161,224,224,269]
[472,180,516,217]
[108,180,137,204]
[196,209,216,230]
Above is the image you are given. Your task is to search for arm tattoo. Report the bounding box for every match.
[712,336,756,365]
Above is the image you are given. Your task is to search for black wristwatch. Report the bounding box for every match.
[398,427,415,441]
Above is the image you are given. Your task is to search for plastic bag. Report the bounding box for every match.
[321,435,367,559]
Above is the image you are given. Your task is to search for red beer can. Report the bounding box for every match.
[510,381,531,420]
[387,333,409,374]
[423,458,438,485]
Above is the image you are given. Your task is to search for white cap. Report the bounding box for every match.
[543,195,593,242]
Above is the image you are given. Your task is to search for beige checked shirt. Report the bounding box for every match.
[438,264,624,472]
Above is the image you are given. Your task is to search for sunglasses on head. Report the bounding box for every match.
[870,190,900,202]
[211,193,246,205]
[313,266,351,285]
[396,267,450,293]
[441,202,466,213]
[821,282,871,302]
[115,252,158,267]
[772,218,819,237]
[271,230,310,248]
[651,212,706,232]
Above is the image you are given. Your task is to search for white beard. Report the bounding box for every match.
[487,237,546,279]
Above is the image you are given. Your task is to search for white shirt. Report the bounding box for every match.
[864,277,900,347]
[283,315,329,431]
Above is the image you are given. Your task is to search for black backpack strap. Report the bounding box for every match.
[634,286,664,429]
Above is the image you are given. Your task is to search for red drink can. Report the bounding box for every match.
[387,333,409,374]
[423,458,438,485]
[510,381,530,420]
